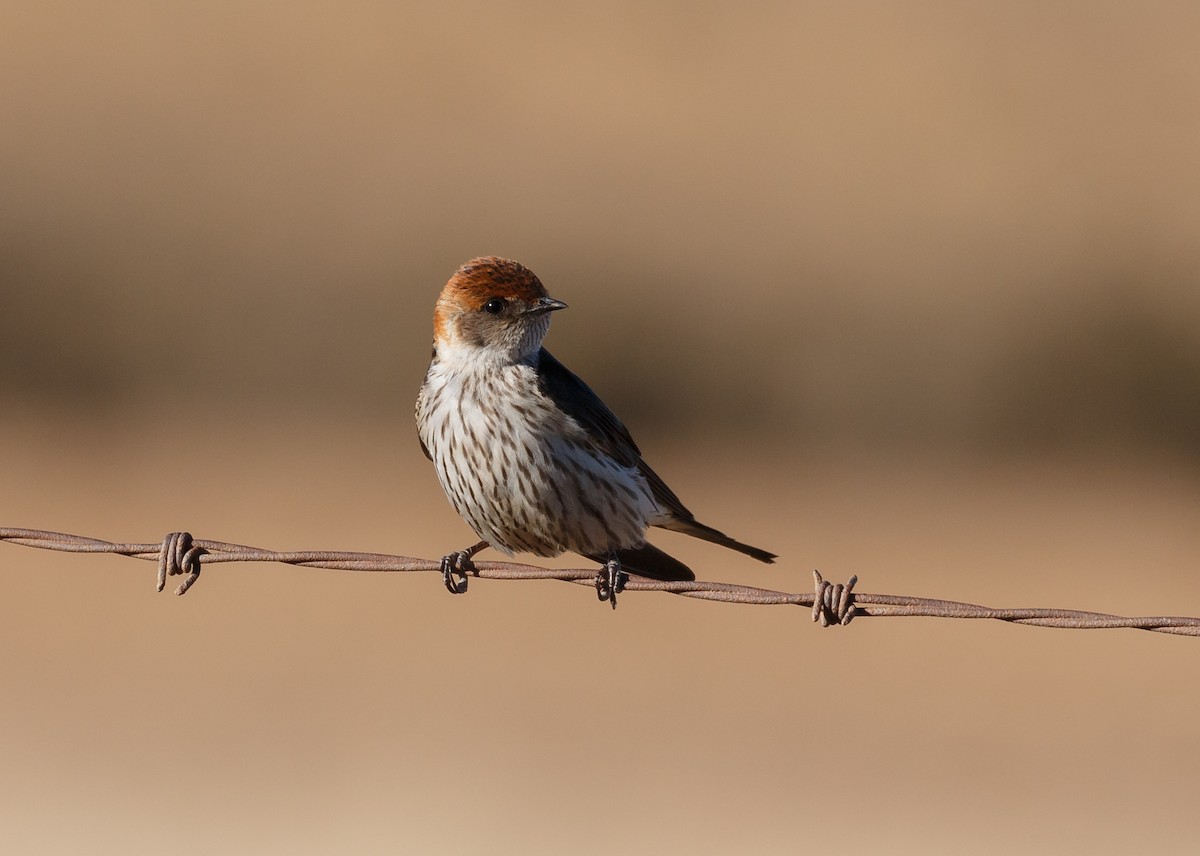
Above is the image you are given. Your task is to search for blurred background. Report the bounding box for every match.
[1,2,1198,853]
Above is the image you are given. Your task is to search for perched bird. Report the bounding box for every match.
[415,256,776,603]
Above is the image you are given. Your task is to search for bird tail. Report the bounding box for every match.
[586,543,696,582]
[655,517,777,564]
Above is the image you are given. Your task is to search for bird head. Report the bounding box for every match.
[432,256,567,364]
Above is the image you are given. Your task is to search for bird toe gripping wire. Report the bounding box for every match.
[812,570,857,626]
[439,553,471,594]
[594,559,626,609]
[156,532,206,596]
[439,541,487,594]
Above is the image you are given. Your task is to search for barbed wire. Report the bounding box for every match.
[2,527,1198,636]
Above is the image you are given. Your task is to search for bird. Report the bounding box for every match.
[414,256,776,604]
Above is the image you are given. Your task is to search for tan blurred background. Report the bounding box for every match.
[2,2,1198,853]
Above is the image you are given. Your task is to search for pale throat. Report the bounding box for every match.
[433,317,549,370]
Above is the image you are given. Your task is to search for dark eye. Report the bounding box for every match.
[482,298,506,315]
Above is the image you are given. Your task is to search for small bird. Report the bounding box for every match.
[415,256,776,604]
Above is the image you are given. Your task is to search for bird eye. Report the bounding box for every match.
[482,298,506,315]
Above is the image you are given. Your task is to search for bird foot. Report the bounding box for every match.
[440,541,488,594]
[595,558,626,609]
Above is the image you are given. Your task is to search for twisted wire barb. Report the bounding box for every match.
[2,527,1198,636]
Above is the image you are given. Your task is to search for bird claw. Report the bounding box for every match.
[438,541,488,594]
[440,550,475,594]
[595,558,626,609]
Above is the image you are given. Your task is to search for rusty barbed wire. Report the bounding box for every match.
[2,527,1198,636]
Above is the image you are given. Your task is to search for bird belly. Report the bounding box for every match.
[418,369,655,557]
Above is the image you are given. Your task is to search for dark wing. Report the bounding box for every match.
[416,355,435,462]
[535,348,693,520]
[537,348,777,565]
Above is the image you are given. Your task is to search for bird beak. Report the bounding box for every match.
[530,297,568,314]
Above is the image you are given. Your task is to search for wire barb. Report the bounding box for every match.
[2,527,1199,637]
[812,570,857,626]
[156,531,206,596]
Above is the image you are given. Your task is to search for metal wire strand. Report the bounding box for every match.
[2,527,1198,636]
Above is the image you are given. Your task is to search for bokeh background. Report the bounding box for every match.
[2,2,1198,853]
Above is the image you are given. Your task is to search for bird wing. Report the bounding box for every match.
[535,348,694,520]
[415,356,435,462]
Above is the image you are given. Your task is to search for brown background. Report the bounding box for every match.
[2,2,1198,853]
